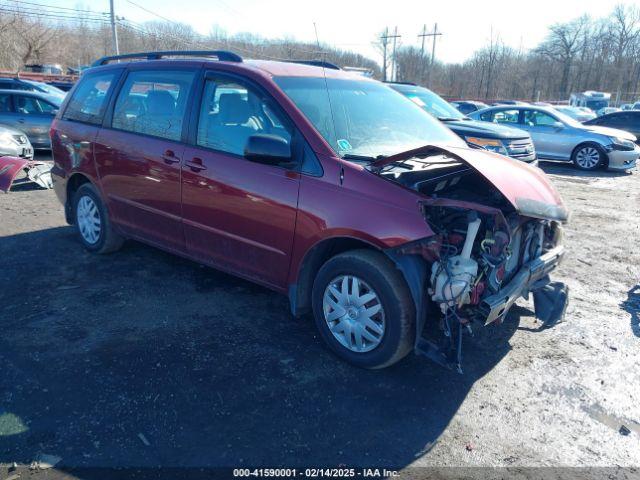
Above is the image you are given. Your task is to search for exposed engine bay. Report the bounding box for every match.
[379,150,569,373]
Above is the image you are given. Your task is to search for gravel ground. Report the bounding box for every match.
[0,155,639,478]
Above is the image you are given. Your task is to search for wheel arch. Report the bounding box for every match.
[571,141,609,168]
[288,236,383,317]
[65,172,94,224]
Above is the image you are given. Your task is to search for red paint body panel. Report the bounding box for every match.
[0,156,30,193]
[94,128,185,252]
[181,145,300,289]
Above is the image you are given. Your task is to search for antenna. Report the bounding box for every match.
[312,22,338,155]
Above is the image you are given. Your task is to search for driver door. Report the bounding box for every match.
[181,73,300,289]
[519,109,571,160]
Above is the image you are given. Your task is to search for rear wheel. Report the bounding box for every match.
[572,143,605,170]
[311,249,415,369]
[73,183,123,254]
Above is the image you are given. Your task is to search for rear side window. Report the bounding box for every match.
[64,72,117,125]
[112,69,195,141]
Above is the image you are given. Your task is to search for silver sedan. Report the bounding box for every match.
[470,105,638,171]
[0,123,34,159]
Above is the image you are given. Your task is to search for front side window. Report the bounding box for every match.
[112,69,195,141]
[492,109,520,124]
[197,77,291,156]
[274,76,462,159]
[523,110,558,127]
[64,71,117,125]
[14,96,58,115]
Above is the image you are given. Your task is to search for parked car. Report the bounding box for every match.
[584,111,640,143]
[554,105,596,122]
[0,77,66,99]
[491,100,529,106]
[470,105,639,170]
[50,51,569,371]
[0,89,62,148]
[620,103,635,111]
[387,82,536,163]
[0,124,33,159]
[450,100,488,115]
[596,107,621,117]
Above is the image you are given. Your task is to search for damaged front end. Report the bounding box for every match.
[379,145,569,373]
[0,156,53,193]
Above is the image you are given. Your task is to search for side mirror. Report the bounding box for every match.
[552,121,564,129]
[244,134,292,166]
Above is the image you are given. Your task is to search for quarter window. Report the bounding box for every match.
[197,77,291,156]
[63,72,117,125]
[112,70,195,141]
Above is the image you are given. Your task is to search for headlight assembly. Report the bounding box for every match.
[465,136,508,155]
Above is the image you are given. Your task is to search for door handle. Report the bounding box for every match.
[184,157,207,172]
[17,119,25,123]
[162,149,180,164]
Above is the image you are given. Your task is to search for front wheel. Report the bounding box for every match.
[311,250,415,369]
[572,143,605,170]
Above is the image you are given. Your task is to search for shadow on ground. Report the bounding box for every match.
[0,226,522,475]
[538,160,633,178]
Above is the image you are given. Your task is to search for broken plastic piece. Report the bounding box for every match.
[533,281,569,328]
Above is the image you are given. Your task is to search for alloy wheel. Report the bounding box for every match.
[322,275,385,353]
[575,146,601,169]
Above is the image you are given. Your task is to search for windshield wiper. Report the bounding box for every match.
[438,117,465,122]
[341,153,387,163]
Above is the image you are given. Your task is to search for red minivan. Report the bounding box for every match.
[50,51,569,371]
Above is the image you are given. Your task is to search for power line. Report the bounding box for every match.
[2,0,109,16]
[0,7,112,24]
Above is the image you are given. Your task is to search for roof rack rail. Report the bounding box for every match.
[92,50,243,67]
[288,60,341,70]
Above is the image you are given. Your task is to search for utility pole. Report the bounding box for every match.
[419,22,442,87]
[418,24,427,81]
[391,26,399,81]
[380,27,401,82]
[109,0,119,55]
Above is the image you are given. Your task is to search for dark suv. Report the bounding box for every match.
[387,83,537,164]
[51,51,569,372]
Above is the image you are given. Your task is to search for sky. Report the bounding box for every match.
[45,0,640,64]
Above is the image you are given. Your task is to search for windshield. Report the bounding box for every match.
[393,85,466,121]
[586,100,608,111]
[25,80,65,97]
[274,76,464,159]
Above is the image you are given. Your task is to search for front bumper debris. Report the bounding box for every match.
[480,244,566,324]
[0,156,53,193]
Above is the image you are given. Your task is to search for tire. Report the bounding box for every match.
[311,249,415,369]
[72,183,123,254]
[572,143,605,170]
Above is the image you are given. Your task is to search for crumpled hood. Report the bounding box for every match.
[371,144,569,222]
[583,125,637,141]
